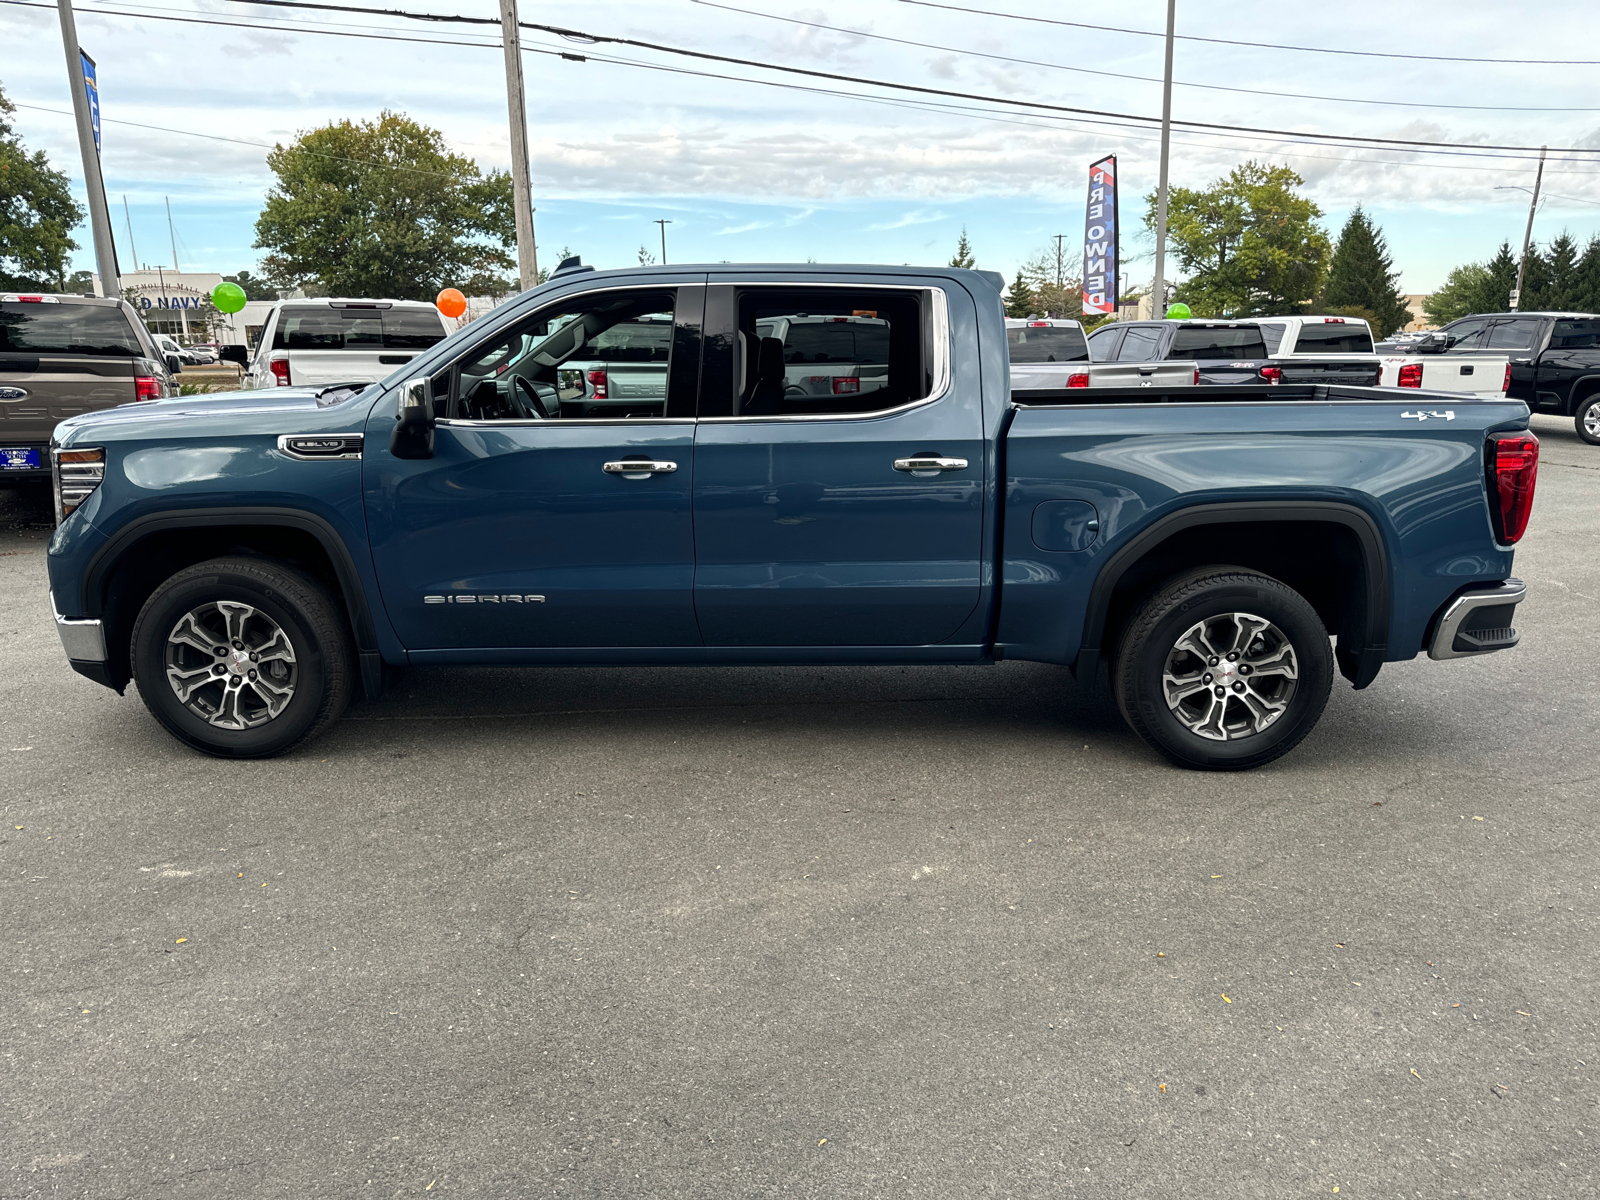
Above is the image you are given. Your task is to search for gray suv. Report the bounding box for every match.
[0,293,176,486]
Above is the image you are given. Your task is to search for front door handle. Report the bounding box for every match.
[603,459,677,475]
[893,456,968,472]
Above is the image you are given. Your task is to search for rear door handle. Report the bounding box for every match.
[603,459,677,475]
[893,456,968,472]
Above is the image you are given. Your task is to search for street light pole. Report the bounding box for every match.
[1511,145,1546,311]
[1053,234,1066,288]
[655,219,672,265]
[498,0,538,290]
[1149,0,1176,318]
[55,0,119,296]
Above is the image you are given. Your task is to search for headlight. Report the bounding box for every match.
[52,446,104,524]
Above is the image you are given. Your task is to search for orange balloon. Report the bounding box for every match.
[436,288,467,319]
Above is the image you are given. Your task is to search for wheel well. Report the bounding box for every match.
[94,525,353,691]
[1099,520,1374,664]
[1570,377,1600,415]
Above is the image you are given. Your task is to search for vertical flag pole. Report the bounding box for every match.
[56,0,120,296]
[1150,0,1176,317]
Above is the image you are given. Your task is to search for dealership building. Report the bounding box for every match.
[105,270,276,349]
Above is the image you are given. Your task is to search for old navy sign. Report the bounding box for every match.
[1081,155,1118,316]
[140,295,208,311]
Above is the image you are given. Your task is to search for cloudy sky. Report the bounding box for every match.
[4,0,1599,293]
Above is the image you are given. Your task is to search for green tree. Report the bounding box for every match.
[1004,268,1036,318]
[223,268,270,301]
[1422,241,1519,326]
[254,112,515,299]
[948,227,976,269]
[1145,161,1330,317]
[1573,237,1600,312]
[1484,241,1518,312]
[1321,206,1411,337]
[0,83,85,291]
[1521,232,1580,311]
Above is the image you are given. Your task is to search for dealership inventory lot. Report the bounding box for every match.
[2,414,1596,1197]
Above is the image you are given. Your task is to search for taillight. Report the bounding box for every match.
[17,295,43,303]
[1502,363,1511,394]
[586,369,608,399]
[1488,432,1538,544]
[51,446,105,523]
[268,357,291,387]
[1029,320,1050,327]
[1397,363,1423,388]
[134,375,162,401]
[1192,367,1200,385]
[832,377,860,394]
[1259,366,1282,384]
[1066,372,1089,388]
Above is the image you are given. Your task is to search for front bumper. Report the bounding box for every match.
[1428,578,1526,661]
[52,592,106,662]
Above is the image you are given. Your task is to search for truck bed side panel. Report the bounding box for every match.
[998,398,1525,665]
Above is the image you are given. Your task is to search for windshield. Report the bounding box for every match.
[1292,322,1374,353]
[272,306,447,351]
[0,302,143,357]
[1169,325,1268,360]
[1007,324,1088,363]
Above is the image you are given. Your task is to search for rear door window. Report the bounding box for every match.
[1116,327,1163,361]
[272,306,446,351]
[1006,324,1088,363]
[1291,322,1374,353]
[1169,325,1268,359]
[1551,319,1600,349]
[0,302,143,356]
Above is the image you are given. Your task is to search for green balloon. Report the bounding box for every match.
[1165,302,1192,320]
[212,281,247,314]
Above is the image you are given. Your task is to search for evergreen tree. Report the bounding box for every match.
[1321,206,1411,337]
[948,228,976,269]
[1524,232,1580,311]
[1574,237,1600,313]
[1484,241,1518,312]
[1004,268,1036,317]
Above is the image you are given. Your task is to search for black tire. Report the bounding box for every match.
[130,556,353,758]
[1113,567,1334,771]
[1575,393,1600,446]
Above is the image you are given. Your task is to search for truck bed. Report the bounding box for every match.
[1009,383,1494,406]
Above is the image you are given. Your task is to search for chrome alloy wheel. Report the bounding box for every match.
[1161,611,1299,742]
[164,600,298,729]
[1583,404,1600,441]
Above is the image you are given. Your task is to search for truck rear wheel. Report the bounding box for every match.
[130,556,353,758]
[1112,567,1333,770]
[1575,393,1600,446]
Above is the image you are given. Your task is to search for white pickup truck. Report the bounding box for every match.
[1255,315,1383,386]
[1373,330,1509,398]
[242,298,450,390]
[1007,318,1196,390]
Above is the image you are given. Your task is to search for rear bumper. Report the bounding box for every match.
[1428,578,1525,661]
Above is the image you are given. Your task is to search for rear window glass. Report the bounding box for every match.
[1292,322,1374,353]
[1486,321,1541,351]
[1169,325,1267,359]
[1006,324,1088,363]
[770,320,892,364]
[1551,319,1600,349]
[0,302,143,357]
[585,319,673,363]
[272,306,446,351]
[1257,322,1288,354]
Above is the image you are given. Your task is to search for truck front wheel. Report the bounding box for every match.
[130,556,354,758]
[1575,393,1600,446]
[1112,567,1334,770]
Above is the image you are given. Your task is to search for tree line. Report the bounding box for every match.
[1424,236,1600,326]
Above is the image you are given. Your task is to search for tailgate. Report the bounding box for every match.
[1425,355,1508,396]
[0,356,137,443]
[1279,357,1381,386]
[286,349,418,386]
[1089,362,1196,388]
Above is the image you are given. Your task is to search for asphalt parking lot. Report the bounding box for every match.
[2,412,1596,1199]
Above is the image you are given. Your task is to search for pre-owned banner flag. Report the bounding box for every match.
[1081,156,1118,316]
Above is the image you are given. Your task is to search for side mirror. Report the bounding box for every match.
[219,345,249,366]
[1418,331,1453,354]
[164,353,182,374]
[390,376,436,460]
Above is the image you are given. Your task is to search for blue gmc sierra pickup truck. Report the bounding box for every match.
[45,262,1538,769]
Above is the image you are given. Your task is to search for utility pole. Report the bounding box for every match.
[165,195,178,269]
[1053,234,1066,288]
[1149,0,1176,318]
[655,219,672,265]
[56,0,119,296]
[1511,145,1546,312]
[498,0,538,290]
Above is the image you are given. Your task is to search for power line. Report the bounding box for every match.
[689,0,1600,114]
[213,0,1600,158]
[895,0,1600,66]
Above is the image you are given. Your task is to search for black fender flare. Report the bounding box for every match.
[1073,500,1391,689]
[82,506,386,698]
[1565,374,1600,415]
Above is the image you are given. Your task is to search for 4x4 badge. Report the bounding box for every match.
[1401,410,1455,421]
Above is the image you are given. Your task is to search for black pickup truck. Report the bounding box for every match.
[1087,318,1381,387]
[1427,312,1600,445]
